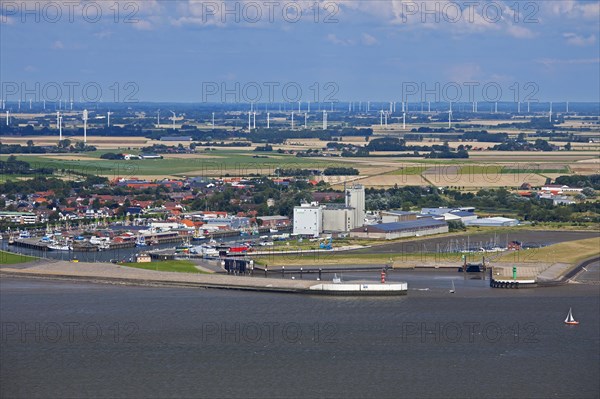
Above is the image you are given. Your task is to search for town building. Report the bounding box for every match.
[257,215,291,228]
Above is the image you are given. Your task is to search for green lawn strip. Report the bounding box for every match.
[0,250,38,265]
[122,260,208,273]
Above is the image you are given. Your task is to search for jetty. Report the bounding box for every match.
[0,260,408,296]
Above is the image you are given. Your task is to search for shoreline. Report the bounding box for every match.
[1,255,597,294]
[0,260,408,296]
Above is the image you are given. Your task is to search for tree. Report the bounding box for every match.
[582,187,596,198]
[564,142,572,151]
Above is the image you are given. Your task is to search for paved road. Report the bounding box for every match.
[574,260,600,284]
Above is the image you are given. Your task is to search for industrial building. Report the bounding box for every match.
[293,184,366,236]
[464,217,519,227]
[380,210,418,223]
[350,219,448,240]
[345,184,366,226]
[322,205,356,232]
[293,202,323,237]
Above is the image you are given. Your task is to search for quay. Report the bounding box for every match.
[0,260,408,296]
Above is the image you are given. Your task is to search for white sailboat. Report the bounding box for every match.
[450,280,455,294]
[564,308,579,325]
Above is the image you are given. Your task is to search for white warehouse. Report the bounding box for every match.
[293,202,322,237]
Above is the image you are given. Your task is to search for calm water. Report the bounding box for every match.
[1,277,598,398]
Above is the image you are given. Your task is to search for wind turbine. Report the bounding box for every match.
[448,103,453,128]
[403,112,406,130]
[248,111,252,131]
[380,110,383,126]
[549,102,553,122]
[107,111,112,127]
[322,110,327,130]
[5,110,9,126]
[170,111,176,129]
[253,112,256,129]
[267,112,270,129]
[291,111,294,130]
[59,114,63,142]
[212,112,215,127]
[83,109,88,144]
[157,110,161,126]
[304,112,308,129]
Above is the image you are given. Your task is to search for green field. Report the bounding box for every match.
[0,250,37,265]
[123,260,208,273]
[1,151,343,178]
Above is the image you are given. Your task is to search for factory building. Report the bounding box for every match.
[293,185,366,236]
[345,184,366,227]
[380,210,418,223]
[464,217,519,227]
[350,219,448,240]
[293,202,323,237]
[322,205,356,233]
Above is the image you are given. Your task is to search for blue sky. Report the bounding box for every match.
[1,0,599,103]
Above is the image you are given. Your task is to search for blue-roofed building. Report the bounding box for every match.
[350,219,448,240]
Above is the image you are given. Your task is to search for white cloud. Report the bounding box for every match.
[51,40,64,49]
[537,58,600,67]
[563,33,596,46]
[133,20,154,31]
[361,33,378,46]
[24,65,37,72]
[506,25,536,39]
[445,64,482,83]
[326,34,354,46]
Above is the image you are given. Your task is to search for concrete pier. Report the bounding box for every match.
[0,260,408,296]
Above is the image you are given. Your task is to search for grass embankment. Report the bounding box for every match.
[253,251,480,267]
[123,260,208,274]
[495,237,600,265]
[0,250,37,265]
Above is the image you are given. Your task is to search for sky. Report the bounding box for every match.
[1,0,599,103]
